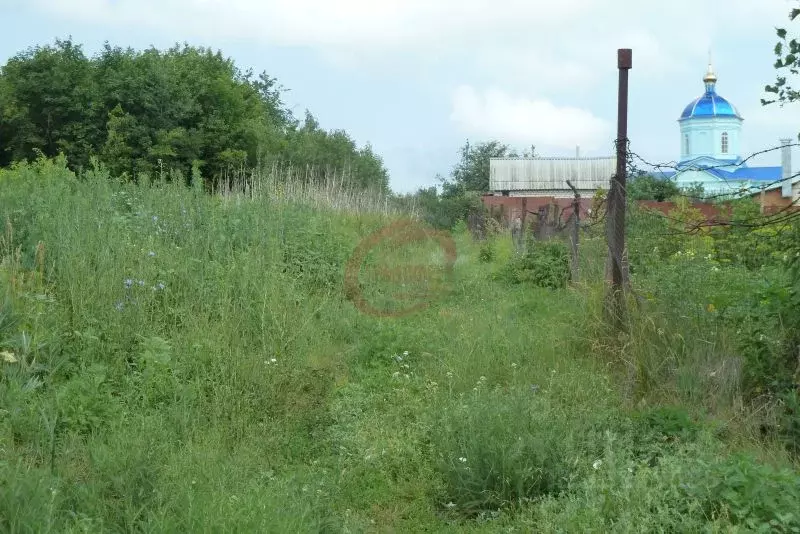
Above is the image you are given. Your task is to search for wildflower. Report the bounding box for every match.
[270,358,277,364]
[445,502,456,509]
[458,457,467,463]
[138,280,145,287]
[124,279,133,289]
[593,459,603,470]
[114,301,125,311]
[446,371,453,379]
[403,350,409,356]
[152,215,159,223]
[530,384,540,393]
[1,351,17,363]
[148,251,156,257]
[706,303,716,313]
[511,363,518,368]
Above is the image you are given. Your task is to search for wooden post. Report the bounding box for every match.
[566,180,580,282]
[521,197,528,250]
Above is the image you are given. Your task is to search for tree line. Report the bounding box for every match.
[0,38,389,191]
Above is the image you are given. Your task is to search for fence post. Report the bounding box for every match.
[606,48,632,327]
[566,180,580,282]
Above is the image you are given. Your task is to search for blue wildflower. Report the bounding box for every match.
[114,301,125,311]
[124,279,133,289]
[148,251,156,257]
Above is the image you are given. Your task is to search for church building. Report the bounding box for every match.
[658,62,797,201]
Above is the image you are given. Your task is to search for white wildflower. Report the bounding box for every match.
[593,459,603,470]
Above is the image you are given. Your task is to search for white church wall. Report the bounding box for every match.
[679,117,742,162]
[672,169,749,198]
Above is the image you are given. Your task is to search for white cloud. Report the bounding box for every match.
[449,85,611,152]
[29,0,796,95]
[27,0,798,87]
[30,0,591,50]
[736,102,800,164]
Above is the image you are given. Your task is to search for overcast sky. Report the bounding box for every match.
[1,0,799,192]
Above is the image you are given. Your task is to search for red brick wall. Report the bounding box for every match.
[481,195,595,225]
[483,194,798,228]
[755,189,800,214]
[636,200,733,222]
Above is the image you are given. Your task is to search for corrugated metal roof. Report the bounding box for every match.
[489,157,616,192]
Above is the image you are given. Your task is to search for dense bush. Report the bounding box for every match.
[495,238,570,288]
[683,453,800,531]
[431,387,609,515]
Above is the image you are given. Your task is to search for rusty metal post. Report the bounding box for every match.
[606,49,631,325]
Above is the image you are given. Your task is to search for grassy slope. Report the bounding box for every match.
[1,158,798,532]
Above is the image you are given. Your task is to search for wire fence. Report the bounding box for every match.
[621,139,800,229]
[481,137,800,316]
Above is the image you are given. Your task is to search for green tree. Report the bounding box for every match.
[0,38,390,192]
[762,4,800,110]
[0,38,99,168]
[440,140,530,196]
[396,139,530,230]
[627,173,681,202]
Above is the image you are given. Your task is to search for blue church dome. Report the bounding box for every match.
[679,63,742,121]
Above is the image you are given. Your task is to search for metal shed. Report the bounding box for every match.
[489,157,616,198]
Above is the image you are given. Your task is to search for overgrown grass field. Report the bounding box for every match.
[2,157,799,532]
